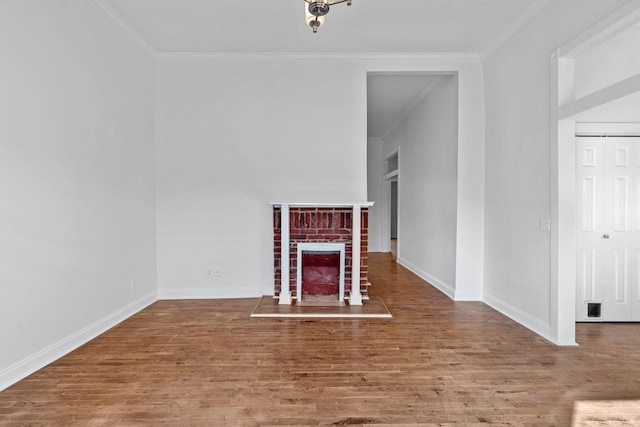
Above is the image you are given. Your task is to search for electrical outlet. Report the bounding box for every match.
[130,279,136,291]
[206,268,221,278]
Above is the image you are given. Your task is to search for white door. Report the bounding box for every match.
[576,137,640,321]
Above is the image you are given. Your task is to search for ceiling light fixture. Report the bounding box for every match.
[303,0,352,33]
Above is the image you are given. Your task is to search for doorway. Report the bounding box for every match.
[390,180,398,259]
[366,69,482,302]
[385,150,399,259]
[367,72,445,257]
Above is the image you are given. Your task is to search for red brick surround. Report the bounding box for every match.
[273,207,369,300]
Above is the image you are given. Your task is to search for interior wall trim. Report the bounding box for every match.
[0,292,157,392]
[397,257,456,300]
[559,0,640,58]
[479,0,553,60]
[482,292,562,345]
[157,287,263,300]
[87,0,157,58]
[86,1,485,64]
[154,52,481,64]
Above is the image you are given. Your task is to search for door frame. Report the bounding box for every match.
[382,148,399,255]
[552,5,640,345]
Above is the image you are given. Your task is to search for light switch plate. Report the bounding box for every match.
[539,217,551,231]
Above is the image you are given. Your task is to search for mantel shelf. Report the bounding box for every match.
[269,201,374,208]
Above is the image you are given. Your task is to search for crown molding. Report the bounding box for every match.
[154,51,480,63]
[87,0,157,58]
[479,0,553,61]
[558,0,640,58]
[85,1,482,64]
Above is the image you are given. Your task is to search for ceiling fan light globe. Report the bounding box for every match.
[305,6,324,32]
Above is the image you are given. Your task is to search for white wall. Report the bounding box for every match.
[157,57,485,301]
[383,76,459,296]
[155,60,368,299]
[574,23,640,99]
[482,0,630,342]
[0,1,157,389]
[367,137,384,252]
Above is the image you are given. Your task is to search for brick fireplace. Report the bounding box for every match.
[271,202,373,305]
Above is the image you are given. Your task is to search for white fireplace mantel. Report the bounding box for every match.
[270,201,374,208]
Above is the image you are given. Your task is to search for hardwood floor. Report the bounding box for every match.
[1,253,640,426]
[390,239,397,260]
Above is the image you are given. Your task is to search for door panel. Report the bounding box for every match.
[576,137,640,322]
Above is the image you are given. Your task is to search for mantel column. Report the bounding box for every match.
[279,204,292,305]
[350,204,363,305]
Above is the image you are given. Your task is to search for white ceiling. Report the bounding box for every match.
[103,0,538,54]
[100,0,546,139]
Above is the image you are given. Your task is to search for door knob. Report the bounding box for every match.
[602,234,610,239]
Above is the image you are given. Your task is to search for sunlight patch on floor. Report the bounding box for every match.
[572,400,640,426]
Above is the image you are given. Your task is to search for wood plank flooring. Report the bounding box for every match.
[250,296,392,318]
[1,253,640,426]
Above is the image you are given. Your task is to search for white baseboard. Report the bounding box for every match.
[454,289,483,301]
[157,287,262,300]
[397,257,456,300]
[0,291,157,392]
[483,292,552,342]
